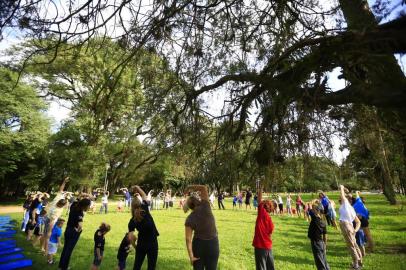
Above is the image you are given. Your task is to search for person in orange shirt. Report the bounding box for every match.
[252,184,275,270]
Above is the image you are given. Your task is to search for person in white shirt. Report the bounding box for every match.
[286,194,292,216]
[99,191,109,214]
[209,192,215,208]
[338,185,363,270]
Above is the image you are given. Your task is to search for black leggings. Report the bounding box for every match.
[59,227,81,270]
[133,240,158,270]
[192,237,219,270]
[218,200,225,210]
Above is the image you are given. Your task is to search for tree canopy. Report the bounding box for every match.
[0,0,405,203]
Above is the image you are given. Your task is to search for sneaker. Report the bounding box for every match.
[47,260,54,265]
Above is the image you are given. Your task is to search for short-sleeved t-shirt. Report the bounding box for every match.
[321,196,330,209]
[128,200,159,247]
[245,192,252,203]
[50,225,62,244]
[125,191,131,200]
[29,198,40,219]
[352,197,369,219]
[253,202,274,249]
[339,198,356,223]
[94,229,105,251]
[46,192,66,222]
[35,202,43,215]
[101,195,108,204]
[67,202,84,229]
[117,233,131,260]
[185,200,217,240]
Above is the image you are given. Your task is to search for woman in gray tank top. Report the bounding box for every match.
[184,185,219,270]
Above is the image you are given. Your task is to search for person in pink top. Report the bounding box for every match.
[252,184,275,270]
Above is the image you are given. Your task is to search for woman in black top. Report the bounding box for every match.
[307,201,330,270]
[58,198,91,270]
[129,185,159,270]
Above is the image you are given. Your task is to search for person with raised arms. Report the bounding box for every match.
[353,190,373,252]
[307,200,330,270]
[184,185,219,270]
[338,185,363,270]
[129,185,159,270]
[43,176,70,254]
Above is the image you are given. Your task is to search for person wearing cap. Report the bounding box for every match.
[253,186,275,270]
[184,185,219,270]
[307,200,330,270]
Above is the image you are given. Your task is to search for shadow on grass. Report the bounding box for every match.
[276,254,314,265]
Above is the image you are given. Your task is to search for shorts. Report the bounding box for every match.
[48,242,58,255]
[245,200,250,205]
[356,229,366,247]
[118,259,126,270]
[93,250,104,266]
[34,224,45,236]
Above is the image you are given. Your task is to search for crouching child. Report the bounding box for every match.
[117,232,134,270]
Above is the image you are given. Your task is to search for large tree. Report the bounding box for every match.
[0,67,50,195]
[1,0,405,201]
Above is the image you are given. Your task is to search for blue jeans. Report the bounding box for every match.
[100,203,108,214]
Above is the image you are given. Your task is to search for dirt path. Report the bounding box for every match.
[0,206,23,214]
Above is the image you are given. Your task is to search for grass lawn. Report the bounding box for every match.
[2,193,406,270]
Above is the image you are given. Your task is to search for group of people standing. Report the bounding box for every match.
[19,179,374,270]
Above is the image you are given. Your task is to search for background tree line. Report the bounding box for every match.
[0,0,405,204]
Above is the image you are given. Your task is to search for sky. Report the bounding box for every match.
[0,0,405,164]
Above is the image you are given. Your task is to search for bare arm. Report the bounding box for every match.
[356,191,361,198]
[354,216,361,232]
[185,226,199,265]
[128,231,137,249]
[185,185,209,201]
[132,185,147,200]
[59,177,69,192]
[339,185,347,202]
[78,193,94,200]
[76,221,83,232]
[257,186,263,202]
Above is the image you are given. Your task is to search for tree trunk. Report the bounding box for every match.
[375,117,397,204]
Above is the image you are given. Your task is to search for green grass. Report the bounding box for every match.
[2,193,406,270]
